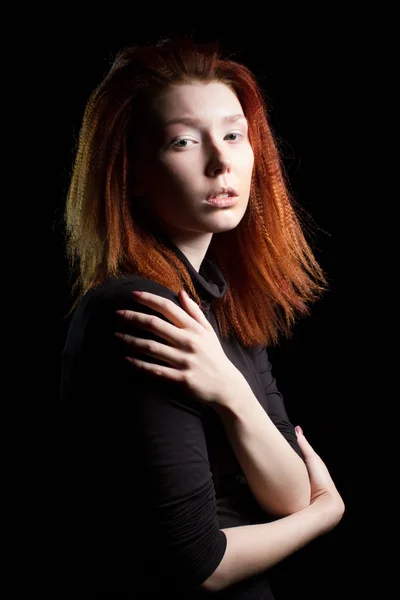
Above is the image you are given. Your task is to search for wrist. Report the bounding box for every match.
[213,368,249,416]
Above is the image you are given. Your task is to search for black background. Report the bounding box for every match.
[53,23,354,599]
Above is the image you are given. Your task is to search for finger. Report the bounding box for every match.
[295,427,316,459]
[131,290,208,333]
[178,289,214,331]
[295,428,325,467]
[116,333,186,369]
[116,309,188,348]
[125,356,185,383]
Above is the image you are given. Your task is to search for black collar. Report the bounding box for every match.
[163,236,227,312]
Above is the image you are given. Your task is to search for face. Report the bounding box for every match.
[132,81,254,244]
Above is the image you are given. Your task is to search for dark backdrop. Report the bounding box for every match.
[53,26,353,600]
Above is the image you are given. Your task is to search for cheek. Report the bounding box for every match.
[139,163,189,205]
[158,155,198,188]
[143,157,178,188]
[239,146,255,178]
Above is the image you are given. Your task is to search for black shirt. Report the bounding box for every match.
[59,237,304,598]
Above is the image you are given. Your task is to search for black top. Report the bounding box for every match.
[59,236,304,599]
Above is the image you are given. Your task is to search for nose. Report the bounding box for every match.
[206,154,232,177]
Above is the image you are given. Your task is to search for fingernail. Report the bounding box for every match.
[295,425,303,436]
[183,290,190,299]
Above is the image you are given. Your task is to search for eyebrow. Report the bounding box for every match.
[163,113,248,127]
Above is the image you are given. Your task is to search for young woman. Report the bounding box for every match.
[60,37,344,598]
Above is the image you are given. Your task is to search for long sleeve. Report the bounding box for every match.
[256,345,304,461]
[60,278,227,596]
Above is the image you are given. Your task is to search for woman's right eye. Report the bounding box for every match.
[170,138,195,149]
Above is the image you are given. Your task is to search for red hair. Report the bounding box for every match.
[63,37,328,347]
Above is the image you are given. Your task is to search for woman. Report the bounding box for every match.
[60,37,344,598]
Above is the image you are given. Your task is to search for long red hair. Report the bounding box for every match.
[63,37,328,347]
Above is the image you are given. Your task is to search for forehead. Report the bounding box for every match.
[150,81,244,124]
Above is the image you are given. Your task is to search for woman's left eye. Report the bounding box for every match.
[225,133,242,141]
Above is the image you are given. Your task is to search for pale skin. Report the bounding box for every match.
[131,80,254,272]
[116,289,241,407]
[209,429,344,591]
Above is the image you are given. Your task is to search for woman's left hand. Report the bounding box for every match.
[115,289,241,407]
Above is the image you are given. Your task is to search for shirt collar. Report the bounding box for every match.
[162,235,227,312]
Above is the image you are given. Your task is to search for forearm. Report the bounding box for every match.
[215,375,311,517]
[202,499,342,592]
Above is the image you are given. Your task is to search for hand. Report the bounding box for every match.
[115,289,239,407]
[295,426,345,530]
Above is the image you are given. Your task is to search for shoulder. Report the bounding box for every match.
[87,273,178,307]
[74,274,179,322]
[63,275,179,356]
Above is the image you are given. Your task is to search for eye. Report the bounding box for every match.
[225,132,243,141]
[169,131,244,149]
[170,138,196,148]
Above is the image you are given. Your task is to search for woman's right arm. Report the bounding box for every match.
[201,429,345,592]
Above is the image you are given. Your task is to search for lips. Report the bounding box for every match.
[206,186,238,200]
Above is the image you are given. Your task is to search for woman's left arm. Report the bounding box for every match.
[214,347,311,518]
